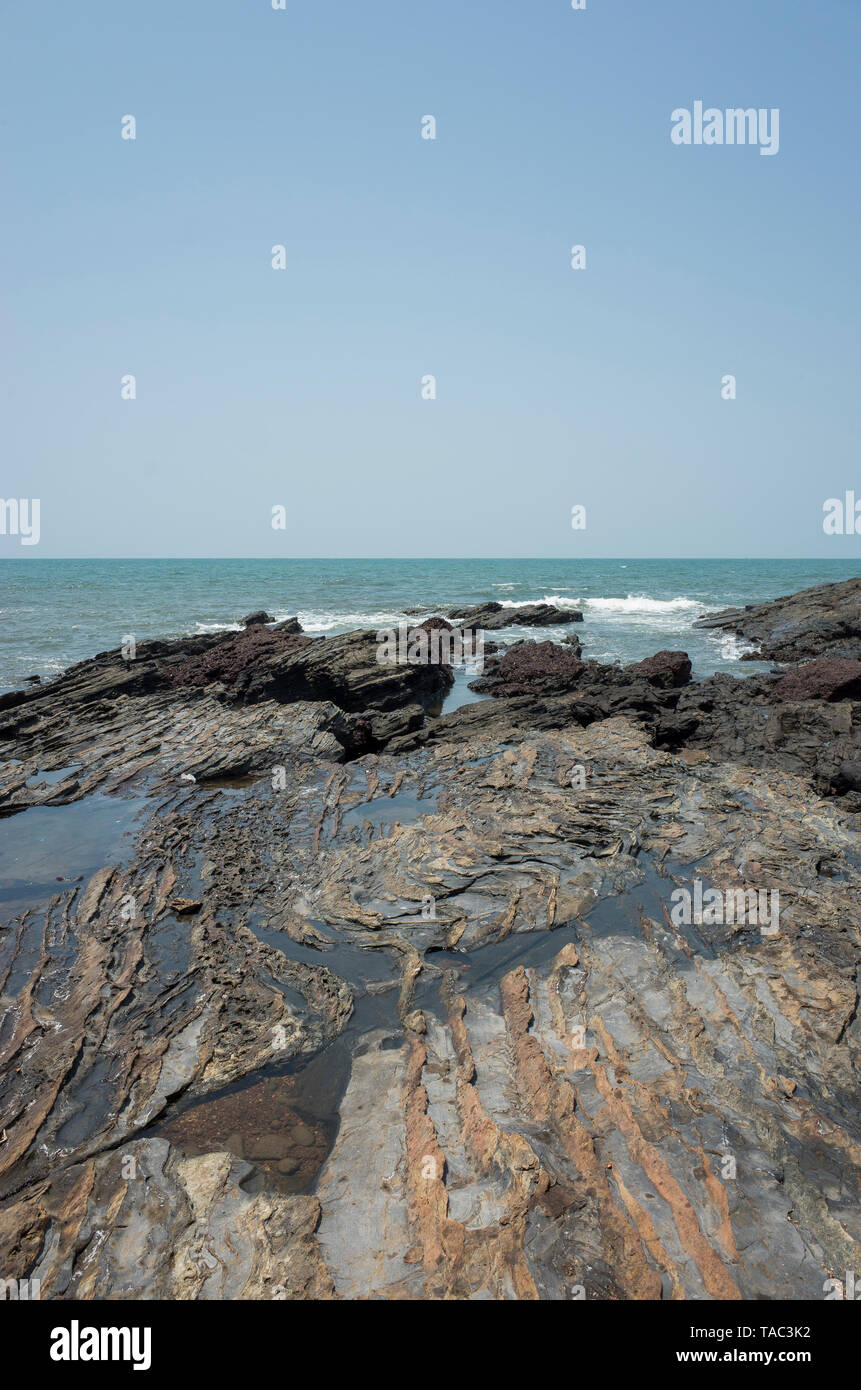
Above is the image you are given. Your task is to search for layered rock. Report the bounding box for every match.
[446,601,583,629]
[0,625,454,740]
[1,585,860,1301]
[694,577,861,662]
[1,709,858,1299]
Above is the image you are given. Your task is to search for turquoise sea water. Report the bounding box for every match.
[1,558,859,693]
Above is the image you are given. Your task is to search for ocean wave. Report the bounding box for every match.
[541,593,583,608]
[714,632,761,661]
[497,594,583,610]
[19,657,65,674]
[191,621,243,634]
[585,595,715,616]
[295,609,411,633]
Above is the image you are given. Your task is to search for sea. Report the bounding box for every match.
[1,557,858,695]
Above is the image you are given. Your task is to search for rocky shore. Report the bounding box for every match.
[693,576,861,663]
[0,578,859,1299]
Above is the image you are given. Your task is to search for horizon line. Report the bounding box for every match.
[2,556,859,565]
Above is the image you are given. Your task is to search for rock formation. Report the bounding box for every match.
[0,584,859,1300]
[694,576,861,662]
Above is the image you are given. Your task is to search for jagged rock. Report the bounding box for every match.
[169,626,315,689]
[835,760,861,793]
[469,641,586,697]
[234,629,453,712]
[773,658,861,702]
[0,632,222,727]
[627,649,692,688]
[694,577,861,662]
[241,610,274,627]
[418,615,454,632]
[1,584,860,1301]
[0,625,452,730]
[447,601,583,629]
[0,1141,334,1299]
[392,660,861,805]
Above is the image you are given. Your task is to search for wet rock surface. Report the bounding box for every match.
[1,591,859,1300]
[395,663,861,808]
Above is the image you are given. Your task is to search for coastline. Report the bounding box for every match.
[2,556,860,693]
[0,574,859,1299]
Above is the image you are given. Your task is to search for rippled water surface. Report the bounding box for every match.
[1,557,858,691]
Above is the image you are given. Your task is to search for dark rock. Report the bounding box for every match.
[469,641,585,697]
[448,601,503,621]
[0,631,227,729]
[241,610,274,627]
[627,650,692,688]
[773,659,861,703]
[418,615,454,632]
[670,672,860,795]
[0,623,451,743]
[169,626,314,689]
[693,577,861,662]
[653,711,702,748]
[835,760,861,793]
[271,616,303,633]
[447,601,582,630]
[233,628,454,712]
[367,704,427,747]
[393,648,861,803]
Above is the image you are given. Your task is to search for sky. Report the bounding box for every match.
[2,0,860,559]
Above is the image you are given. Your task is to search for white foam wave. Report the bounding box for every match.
[715,632,760,662]
[585,595,714,616]
[296,609,410,633]
[497,594,582,610]
[541,594,583,609]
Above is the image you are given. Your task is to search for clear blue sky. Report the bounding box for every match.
[2,0,859,558]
